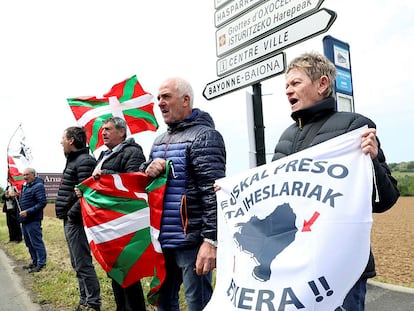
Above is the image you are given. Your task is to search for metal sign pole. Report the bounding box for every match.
[252,83,266,166]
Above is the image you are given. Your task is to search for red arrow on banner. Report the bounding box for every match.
[302,211,320,232]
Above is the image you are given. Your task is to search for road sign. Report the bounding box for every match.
[203,53,285,100]
[215,0,232,10]
[216,9,336,76]
[215,0,265,28]
[323,35,355,112]
[215,0,324,57]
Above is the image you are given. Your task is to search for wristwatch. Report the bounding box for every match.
[203,238,218,248]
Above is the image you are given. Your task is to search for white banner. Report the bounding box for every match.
[205,126,373,311]
[7,123,33,169]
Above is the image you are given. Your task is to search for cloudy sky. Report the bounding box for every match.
[0,0,412,187]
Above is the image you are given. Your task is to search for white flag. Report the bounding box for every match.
[205,126,373,311]
[7,124,33,191]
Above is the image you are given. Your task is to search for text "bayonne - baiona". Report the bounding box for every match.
[205,55,284,99]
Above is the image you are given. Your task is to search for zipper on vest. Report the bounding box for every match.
[170,162,177,179]
[180,194,188,235]
[298,117,303,129]
[163,134,174,159]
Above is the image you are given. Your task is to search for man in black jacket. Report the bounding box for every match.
[56,126,101,311]
[87,117,147,311]
[272,52,399,311]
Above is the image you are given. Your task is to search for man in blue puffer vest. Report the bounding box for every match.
[18,167,48,273]
[142,77,226,311]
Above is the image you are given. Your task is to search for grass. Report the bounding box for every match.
[392,171,414,178]
[0,213,165,311]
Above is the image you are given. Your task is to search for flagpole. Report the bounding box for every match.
[7,123,22,152]
[13,196,21,213]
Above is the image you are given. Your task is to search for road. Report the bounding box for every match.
[366,280,414,311]
[0,247,41,310]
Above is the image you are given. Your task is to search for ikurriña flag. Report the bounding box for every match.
[78,164,171,305]
[7,124,33,192]
[67,75,158,152]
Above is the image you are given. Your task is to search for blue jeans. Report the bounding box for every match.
[157,247,213,311]
[22,220,47,267]
[341,278,367,311]
[64,220,101,308]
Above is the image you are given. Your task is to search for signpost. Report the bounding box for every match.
[323,35,355,112]
[214,0,232,10]
[38,172,63,200]
[215,0,264,27]
[203,53,285,100]
[205,0,337,166]
[215,0,325,56]
[216,9,336,76]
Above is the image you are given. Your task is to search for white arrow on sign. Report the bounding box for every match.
[216,0,324,57]
[215,0,265,28]
[217,8,336,76]
[203,53,285,100]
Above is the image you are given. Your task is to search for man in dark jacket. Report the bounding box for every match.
[81,116,147,311]
[19,167,48,273]
[2,184,22,243]
[55,126,101,311]
[272,52,399,311]
[143,77,226,311]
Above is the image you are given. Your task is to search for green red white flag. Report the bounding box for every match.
[67,75,158,152]
[7,156,26,192]
[78,166,170,305]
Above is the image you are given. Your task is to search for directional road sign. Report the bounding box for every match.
[215,0,324,57]
[215,0,265,28]
[215,0,232,10]
[203,52,285,100]
[216,8,336,76]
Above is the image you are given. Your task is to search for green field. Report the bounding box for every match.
[392,171,414,178]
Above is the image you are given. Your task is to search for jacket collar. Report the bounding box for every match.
[291,97,336,129]
[66,147,90,161]
[167,108,215,133]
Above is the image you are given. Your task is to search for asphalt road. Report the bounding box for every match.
[0,247,41,311]
[0,247,413,310]
[366,280,414,311]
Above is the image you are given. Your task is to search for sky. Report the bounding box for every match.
[1,0,413,188]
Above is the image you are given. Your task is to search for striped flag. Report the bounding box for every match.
[78,165,170,305]
[68,75,158,152]
[7,124,33,192]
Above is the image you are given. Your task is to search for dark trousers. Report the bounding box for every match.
[157,247,213,311]
[112,278,146,311]
[342,278,367,310]
[21,220,47,267]
[64,220,101,308]
[5,208,22,242]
